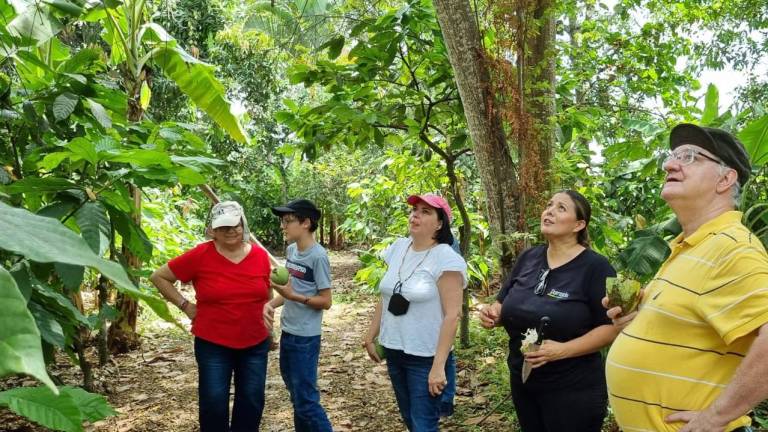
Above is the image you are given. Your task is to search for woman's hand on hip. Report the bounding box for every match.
[523,339,569,368]
[479,302,501,329]
[428,366,447,397]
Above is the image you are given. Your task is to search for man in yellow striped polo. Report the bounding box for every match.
[605,123,768,432]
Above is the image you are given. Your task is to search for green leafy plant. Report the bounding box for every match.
[0,386,116,432]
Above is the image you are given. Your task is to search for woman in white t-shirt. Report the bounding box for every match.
[363,194,467,432]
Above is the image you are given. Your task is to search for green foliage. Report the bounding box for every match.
[240,0,333,53]
[754,400,768,430]
[0,1,248,427]
[739,114,768,165]
[341,150,447,244]
[0,266,57,391]
[142,188,206,266]
[453,320,517,427]
[335,149,494,289]
[0,386,116,432]
[740,165,768,246]
[0,202,136,292]
[277,0,466,161]
[152,46,249,143]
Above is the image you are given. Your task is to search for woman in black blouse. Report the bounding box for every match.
[479,190,618,432]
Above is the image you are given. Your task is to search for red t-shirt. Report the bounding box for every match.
[168,241,270,348]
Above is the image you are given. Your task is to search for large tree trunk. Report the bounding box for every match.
[433,0,520,267]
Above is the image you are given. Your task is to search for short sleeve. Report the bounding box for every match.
[695,248,768,344]
[168,243,206,283]
[433,246,468,289]
[314,251,332,290]
[496,247,536,303]
[382,238,408,265]
[586,254,616,327]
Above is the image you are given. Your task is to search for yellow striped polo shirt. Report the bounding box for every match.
[606,211,768,432]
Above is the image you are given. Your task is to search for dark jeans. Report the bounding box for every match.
[385,348,452,432]
[510,377,607,432]
[279,332,333,432]
[194,337,269,432]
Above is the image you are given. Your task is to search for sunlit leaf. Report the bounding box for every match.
[701,84,719,125]
[152,46,249,144]
[139,81,151,109]
[738,114,768,165]
[7,5,62,46]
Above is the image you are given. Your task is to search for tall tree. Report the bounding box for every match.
[433,0,556,265]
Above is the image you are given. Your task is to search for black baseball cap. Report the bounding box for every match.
[271,199,321,221]
[670,123,752,185]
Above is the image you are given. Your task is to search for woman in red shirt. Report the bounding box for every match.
[150,201,272,432]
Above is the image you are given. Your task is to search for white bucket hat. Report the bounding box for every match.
[207,201,250,242]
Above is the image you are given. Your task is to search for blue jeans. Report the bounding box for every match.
[279,332,333,432]
[385,348,451,432]
[194,337,269,432]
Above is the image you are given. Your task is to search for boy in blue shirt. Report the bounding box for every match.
[264,199,333,432]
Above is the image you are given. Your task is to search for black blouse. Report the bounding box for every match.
[497,245,615,389]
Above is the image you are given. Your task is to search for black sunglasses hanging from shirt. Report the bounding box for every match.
[534,268,550,296]
[387,241,435,316]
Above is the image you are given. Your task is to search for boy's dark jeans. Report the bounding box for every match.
[194,337,269,432]
[280,331,333,432]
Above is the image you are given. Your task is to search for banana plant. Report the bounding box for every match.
[78,0,250,350]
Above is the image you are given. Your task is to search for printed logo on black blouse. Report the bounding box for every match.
[286,259,315,283]
[547,289,569,299]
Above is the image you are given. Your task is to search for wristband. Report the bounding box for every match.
[178,299,189,311]
[303,296,311,304]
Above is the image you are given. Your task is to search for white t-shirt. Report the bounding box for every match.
[378,237,468,357]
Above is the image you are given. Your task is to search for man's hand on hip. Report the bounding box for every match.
[665,408,730,432]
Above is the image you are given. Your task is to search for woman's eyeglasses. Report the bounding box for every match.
[534,268,550,296]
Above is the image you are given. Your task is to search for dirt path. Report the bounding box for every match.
[1,252,513,432]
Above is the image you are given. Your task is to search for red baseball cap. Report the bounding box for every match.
[407,194,452,223]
